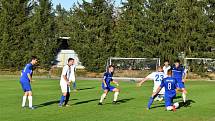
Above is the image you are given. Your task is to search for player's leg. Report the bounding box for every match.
[112,87,120,103]
[64,86,71,106]
[20,82,28,108]
[59,84,68,106]
[165,96,174,111]
[27,91,33,109]
[147,93,158,109]
[178,82,187,102]
[72,80,77,91]
[98,90,108,105]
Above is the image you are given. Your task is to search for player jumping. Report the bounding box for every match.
[98,65,120,105]
[20,56,38,109]
[137,66,166,101]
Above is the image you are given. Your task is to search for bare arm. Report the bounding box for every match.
[137,78,149,87]
[112,80,119,86]
[63,75,70,85]
[27,73,32,82]
[152,86,162,97]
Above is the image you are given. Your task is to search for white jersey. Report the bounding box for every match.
[146,71,167,94]
[69,65,76,82]
[60,65,71,85]
[163,65,171,75]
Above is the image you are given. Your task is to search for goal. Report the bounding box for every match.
[107,57,160,81]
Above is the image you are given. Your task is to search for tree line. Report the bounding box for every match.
[0,0,214,71]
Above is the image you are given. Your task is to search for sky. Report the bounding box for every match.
[52,0,125,10]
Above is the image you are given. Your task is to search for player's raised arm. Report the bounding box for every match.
[137,77,149,87]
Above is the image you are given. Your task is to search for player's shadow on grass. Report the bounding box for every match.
[35,99,78,108]
[117,98,135,104]
[77,87,95,91]
[179,99,196,108]
[73,99,99,105]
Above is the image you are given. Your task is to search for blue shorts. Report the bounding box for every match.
[20,81,32,92]
[102,84,116,92]
[177,82,185,88]
[165,95,176,107]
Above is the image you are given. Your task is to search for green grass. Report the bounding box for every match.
[0,77,215,121]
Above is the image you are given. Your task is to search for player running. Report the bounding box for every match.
[137,66,166,101]
[20,56,38,109]
[59,58,74,107]
[98,65,120,105]
[149,69,186,111]
[172,59,187,102]
[163,60,171,75]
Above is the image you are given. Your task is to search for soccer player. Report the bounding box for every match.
[137,66,166,101]
[98,65,120,105]
[149,69,186,111]
[163,60,171,75]
[20,56,38,109]
[68,59,77,92]
[172,59,187,102]
[59,58,74,107]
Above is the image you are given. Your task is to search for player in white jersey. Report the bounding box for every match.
[137,66,167,101]
[69,61,77,92]
[59,58,74,107]
[163,60,171,75]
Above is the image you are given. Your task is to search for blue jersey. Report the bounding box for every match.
[160,77,178,97]
[102,72,113,86]
[172,65,185,82]
[20,63,33,83]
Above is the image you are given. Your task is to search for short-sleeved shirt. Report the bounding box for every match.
[163,65,171,75]
[60,65,71,85]
[160,77,178,97]
[102,72,113,86]
[172,65,186,82]
[20,63,33,83]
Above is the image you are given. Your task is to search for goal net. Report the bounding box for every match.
[107,57,160,81]
[184,58,215,73]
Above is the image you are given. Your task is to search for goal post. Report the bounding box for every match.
[107,57,161,81]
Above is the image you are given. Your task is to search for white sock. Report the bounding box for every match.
[182,93,186,102]
[22,96,27,107]
[166,106,173,111]
[99,93,107,103]
[113,92,119,102]
[28,96,33,108]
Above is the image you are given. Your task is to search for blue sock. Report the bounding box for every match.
[59,95,65,105]
[73,82,76,89]
[147,97,154,109]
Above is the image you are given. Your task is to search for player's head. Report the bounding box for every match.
[167,69,172,76]
[108,65,114,73]
[174,59,181,68]
[164,60,169,66]
[157,66,163,72]
[31,56,38,65]
[68,58,74,66]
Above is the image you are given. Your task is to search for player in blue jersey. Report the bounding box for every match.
[148,69,186,111]
[172,59,187,102]
[98,65,120,105]
[20,56,38,109]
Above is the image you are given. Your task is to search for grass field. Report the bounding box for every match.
[0,76,215,121]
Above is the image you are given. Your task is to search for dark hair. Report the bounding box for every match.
[31,56,37,61]
[108,65,114,68]
[175,59,180,63]
[167,69,172,75]
[164,59,169,63]
[68,58,74,63]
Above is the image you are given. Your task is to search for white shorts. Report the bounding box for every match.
[60,83,70,93]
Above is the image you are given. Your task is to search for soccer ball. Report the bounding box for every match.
[173,102,179,109]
